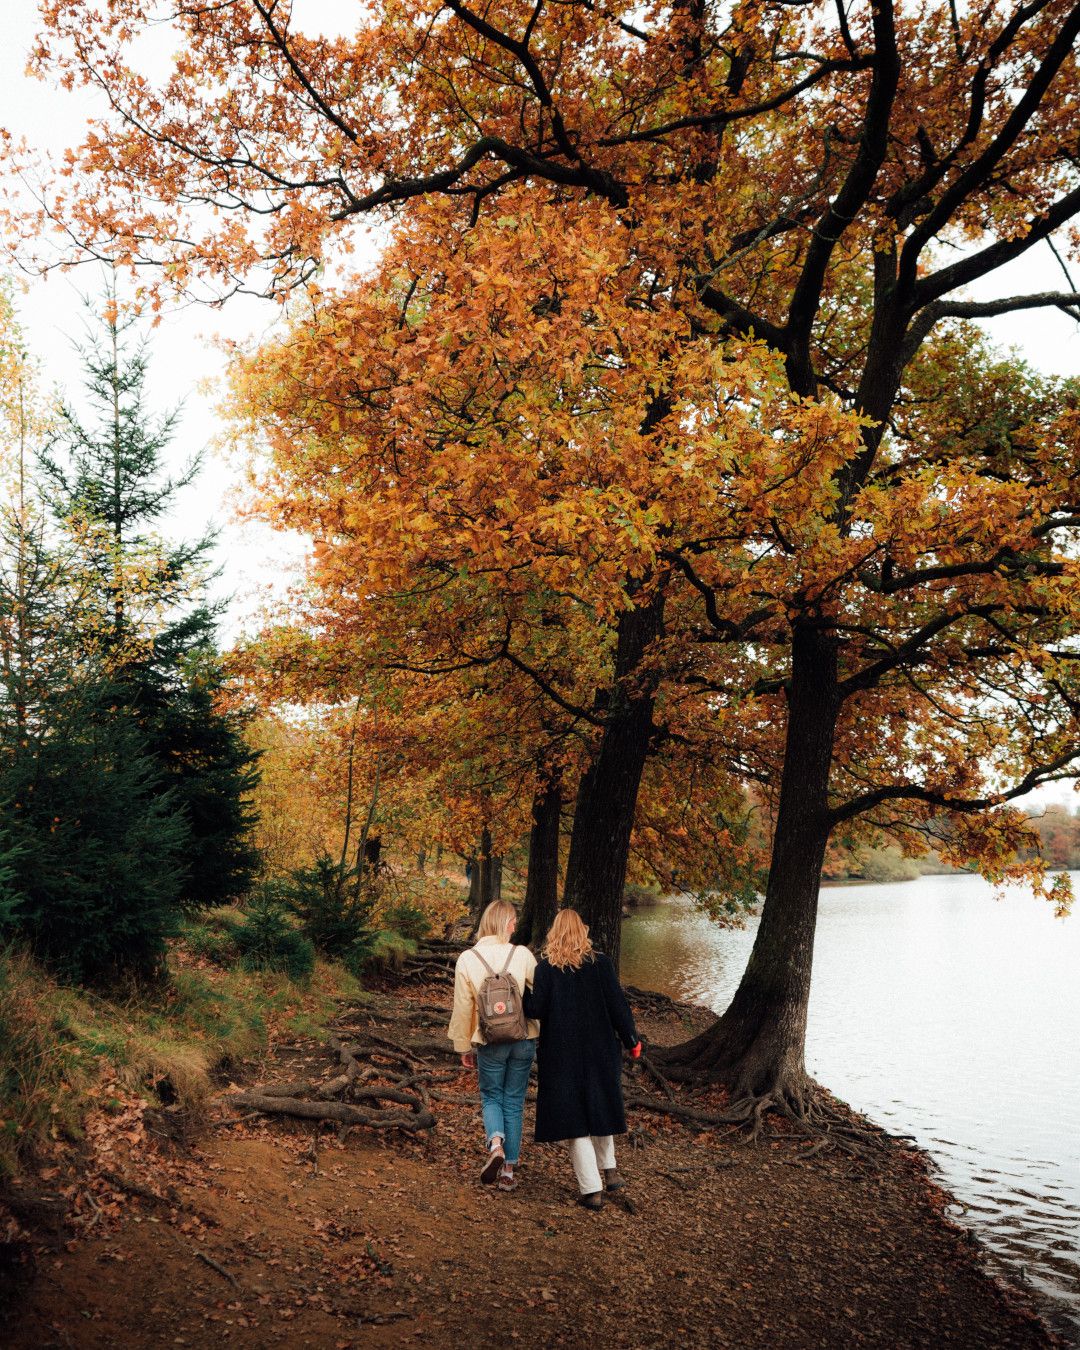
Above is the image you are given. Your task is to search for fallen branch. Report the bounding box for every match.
[395,959,456,984]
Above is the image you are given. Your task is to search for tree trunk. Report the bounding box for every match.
[514,772,562,948]
[469,826,495,929]
[562,591,664,963]
[658,622,840,1111]
[353,744,383,894]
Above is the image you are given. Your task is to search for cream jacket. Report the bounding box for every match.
[447,936,539,1053]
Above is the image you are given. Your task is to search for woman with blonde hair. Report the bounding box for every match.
[448,899,538,1190]
[523,908,640,1210]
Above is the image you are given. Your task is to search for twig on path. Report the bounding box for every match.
[211,1111,263,1129]
[83,1191,103,1230]
[195,1249,239,1289]
[305,1123,320,1174]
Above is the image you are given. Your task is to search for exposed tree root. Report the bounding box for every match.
[651,1012,868,1143]
[637,1048,676,1100]
[222,1091,434,1131]
[625,986,692,1015]
[217,976,912,1165]
[624,1093,753,1129]
[218,1026,452,1134]
[624,1070,902,1157]
[395,959,455,985]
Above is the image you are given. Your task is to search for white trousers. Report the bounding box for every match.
[567,1135,616,1195]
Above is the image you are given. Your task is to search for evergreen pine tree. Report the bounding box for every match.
[3,677,188,982]
[121,611,260,910]
[0,287,188,980]
[43,293,260,911]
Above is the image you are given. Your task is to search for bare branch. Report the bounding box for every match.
[900,0,1080,284]
[596,57,868,148]
[924,290,1080,322]
[830,750,1080,827]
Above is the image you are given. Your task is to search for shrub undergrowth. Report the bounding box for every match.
[0,939,359,1178]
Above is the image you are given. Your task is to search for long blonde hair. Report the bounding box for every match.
[543,908,594,970]
[476,900,518,939]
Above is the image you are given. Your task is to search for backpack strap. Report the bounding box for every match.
[471,945,516,978]
[471,947,497,978]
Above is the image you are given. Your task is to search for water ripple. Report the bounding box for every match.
[621,873,1080,1340]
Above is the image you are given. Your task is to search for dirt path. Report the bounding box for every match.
[5,984,1058,1350]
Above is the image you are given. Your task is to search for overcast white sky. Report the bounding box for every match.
[0,3,312,637]
[1,1,1078,805]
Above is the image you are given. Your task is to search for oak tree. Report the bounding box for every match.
[21,0,1080,1109]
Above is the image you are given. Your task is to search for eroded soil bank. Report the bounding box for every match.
[2,980,1059,1350]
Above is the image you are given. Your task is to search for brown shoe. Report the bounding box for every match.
[480,1144,505,1185]
[603,1168,626,1191]
[576,1191,603,1211]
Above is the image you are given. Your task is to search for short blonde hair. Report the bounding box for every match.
[476,900,518,939]
[543,908,594,970]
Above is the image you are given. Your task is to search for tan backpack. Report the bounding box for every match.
[472,946,528,1044]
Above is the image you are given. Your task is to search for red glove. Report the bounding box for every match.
[630,1041,642,1059]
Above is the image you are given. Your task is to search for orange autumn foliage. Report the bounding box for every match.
[15,0,1080,1084]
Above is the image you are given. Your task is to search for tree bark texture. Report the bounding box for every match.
[514,772,562,948]
[659,623,840,1108]
[562,591,665,964]
[469,826,496,929]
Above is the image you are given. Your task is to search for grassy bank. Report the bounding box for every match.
[0,933,361,1181]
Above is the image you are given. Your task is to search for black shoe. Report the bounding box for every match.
[576,1191,603,1211]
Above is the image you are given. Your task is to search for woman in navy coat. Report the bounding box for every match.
[523,908,640,1209]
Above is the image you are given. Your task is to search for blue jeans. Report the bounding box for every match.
[475,1038,536,1165]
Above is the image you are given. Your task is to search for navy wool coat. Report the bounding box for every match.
[523,953,639,1143]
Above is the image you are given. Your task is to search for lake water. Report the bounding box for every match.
[620,872,1080,1342]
